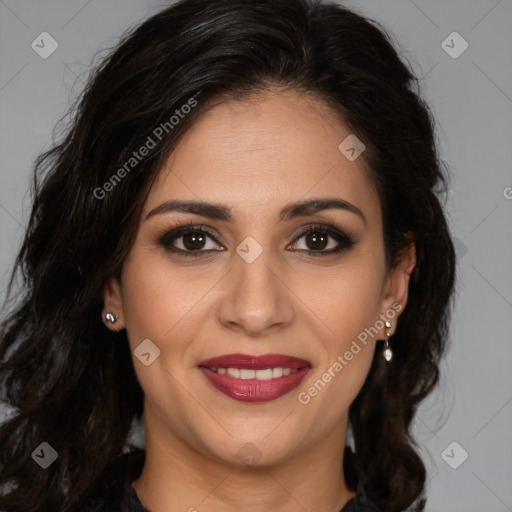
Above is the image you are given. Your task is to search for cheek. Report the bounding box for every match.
[326,273,383,371]
[290,255,385,338]
[292,259,383,407]
[118,252,204,411]
[119,248,226,387]
[120,249,205,342]
[296,315,377,435]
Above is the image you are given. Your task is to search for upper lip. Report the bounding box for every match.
[199,353,311,370]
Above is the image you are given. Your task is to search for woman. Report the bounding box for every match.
[0,0,457,511]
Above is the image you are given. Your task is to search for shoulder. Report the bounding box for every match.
[69,448,147,512]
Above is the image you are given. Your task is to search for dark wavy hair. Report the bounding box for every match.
[0,0,457,510]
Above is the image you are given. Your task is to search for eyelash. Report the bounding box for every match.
[157,223,357,258]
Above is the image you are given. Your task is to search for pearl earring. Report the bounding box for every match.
[383,320,393,362]
[105,312,118,324]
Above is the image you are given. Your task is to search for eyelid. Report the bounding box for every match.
[288,223,357,254]
[157,221,357,258]
[157,223,225,250]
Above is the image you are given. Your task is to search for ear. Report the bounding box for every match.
[101,276,126,332]
[378,236,416,338]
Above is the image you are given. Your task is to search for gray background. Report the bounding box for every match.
[1,1,511,511]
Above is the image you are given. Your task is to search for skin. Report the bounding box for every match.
[103,88,415,512]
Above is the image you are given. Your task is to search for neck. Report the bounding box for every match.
[132,405,355,512]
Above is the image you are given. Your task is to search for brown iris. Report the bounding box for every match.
[305,231,328,251]
[183,232,207,250]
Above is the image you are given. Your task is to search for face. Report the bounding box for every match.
[103,88,414,467]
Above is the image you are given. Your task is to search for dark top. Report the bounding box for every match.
[73,449,423,512]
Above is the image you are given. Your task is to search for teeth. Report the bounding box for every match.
[272,367,283,378]
[226,368,240,378]
[240,369,256,379]
[254,369,272,380]
[212,367,299,379]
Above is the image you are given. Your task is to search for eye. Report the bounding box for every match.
[288,225,356,256]
[158,225,224,257]
[158,223,356,258]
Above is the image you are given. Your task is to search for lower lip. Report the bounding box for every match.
[199,367,311,403]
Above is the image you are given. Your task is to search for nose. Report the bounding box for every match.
[216,249,295,337]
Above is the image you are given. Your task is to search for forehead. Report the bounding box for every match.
[144,89,381,224]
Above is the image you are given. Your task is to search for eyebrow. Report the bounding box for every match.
[145,197,366,225]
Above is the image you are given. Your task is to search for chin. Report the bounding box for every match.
[205,432,302,469]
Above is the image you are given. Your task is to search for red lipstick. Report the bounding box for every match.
[198,353,311,403]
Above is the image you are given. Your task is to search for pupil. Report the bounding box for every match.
[307,232,327,250]
[184,233,205,250]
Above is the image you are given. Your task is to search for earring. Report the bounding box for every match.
[105,312,118,324]
[383,320,393,362]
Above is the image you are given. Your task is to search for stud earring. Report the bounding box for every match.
[105,312,118,324]
[383,320,393,362]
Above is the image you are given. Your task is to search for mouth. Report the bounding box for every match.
[198,353,311,403]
